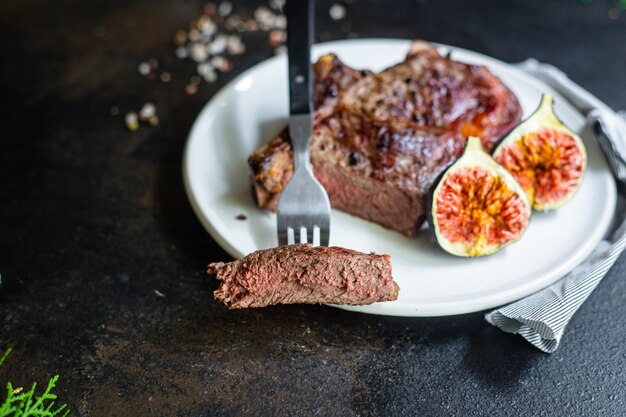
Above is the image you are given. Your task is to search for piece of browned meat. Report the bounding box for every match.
[208,244,399,309]
[249,41,522,236]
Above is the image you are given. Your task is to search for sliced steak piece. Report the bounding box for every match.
[248,41,522,236]
[208,244,399,309]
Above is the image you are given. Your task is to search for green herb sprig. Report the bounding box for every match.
[0,349,70,417]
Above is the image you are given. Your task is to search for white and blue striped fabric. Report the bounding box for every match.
[485,60,626,353]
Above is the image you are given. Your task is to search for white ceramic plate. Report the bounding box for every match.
[183,39,616,317]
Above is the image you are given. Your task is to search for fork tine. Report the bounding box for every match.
[277,215,291,245]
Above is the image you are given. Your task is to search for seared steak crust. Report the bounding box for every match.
[208,244,399,309]
[248,41,522,236]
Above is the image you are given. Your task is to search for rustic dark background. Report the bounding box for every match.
[1,0,625,416]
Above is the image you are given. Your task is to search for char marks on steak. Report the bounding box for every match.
[248,41,522,236]
[208,244,399,309]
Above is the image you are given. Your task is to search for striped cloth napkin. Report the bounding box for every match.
[485,59,626,353]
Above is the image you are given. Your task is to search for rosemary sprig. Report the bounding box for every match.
[0,349,70,417]
[0,350,9,368]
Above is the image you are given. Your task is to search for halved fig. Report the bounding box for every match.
[429,137,531,257]
[493,94,587,210]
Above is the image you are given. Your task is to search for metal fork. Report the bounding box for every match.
[276,0,331,246]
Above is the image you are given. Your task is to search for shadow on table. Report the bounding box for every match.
[345,311,543,415]
[191,302,542,375]
[462,322,541,383]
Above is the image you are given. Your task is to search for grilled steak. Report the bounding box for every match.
[208,244,399,309]
[249,41,522,236]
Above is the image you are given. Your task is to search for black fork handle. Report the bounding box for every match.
[286,0,314,115]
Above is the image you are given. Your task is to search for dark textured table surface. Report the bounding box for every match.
[1,0,625,416]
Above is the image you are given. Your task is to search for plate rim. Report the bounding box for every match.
[183,38,617,317]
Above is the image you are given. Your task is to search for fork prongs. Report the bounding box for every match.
[277,220,329,246]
